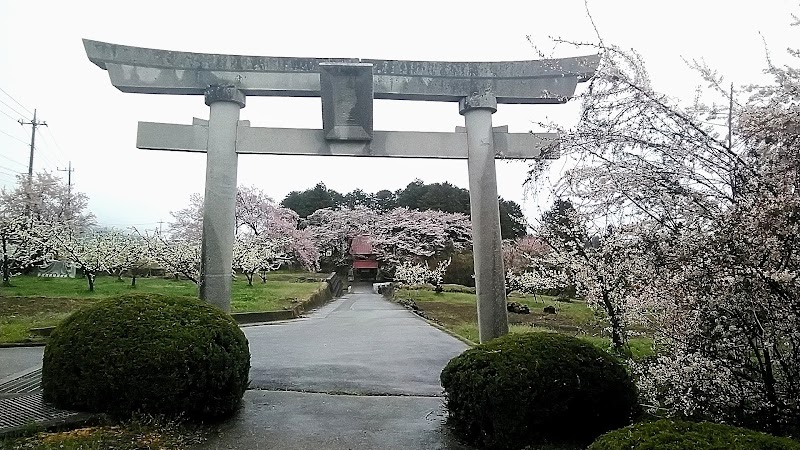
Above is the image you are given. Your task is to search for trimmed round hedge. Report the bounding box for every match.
[42,293,250,420]
[588,419,800,450]
[440,332,638,449]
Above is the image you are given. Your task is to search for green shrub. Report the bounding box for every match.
[440,332,638,449]
[42,293,250,420]
[588,419,800,450]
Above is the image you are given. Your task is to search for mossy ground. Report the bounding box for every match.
[588,419,800,450]
[0,417,209,450]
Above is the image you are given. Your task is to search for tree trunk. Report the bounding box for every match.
[87,271,95,291]
[116,269,123,281]
[601,283,629,356]
[131,274,137,287]
[1,235,10,287]
[246,273,254,286]
[762,345,782,435]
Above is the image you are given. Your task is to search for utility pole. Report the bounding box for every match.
[18,109,47,179]
[58,161,74,210]
[728,83,734,150]
[57,161,74,189]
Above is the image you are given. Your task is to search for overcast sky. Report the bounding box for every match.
[0,0,796,229]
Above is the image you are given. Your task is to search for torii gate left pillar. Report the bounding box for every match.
[200,86,245,311]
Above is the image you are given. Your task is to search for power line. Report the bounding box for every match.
[34,150,59,172]
[40,127,70,165]
[0,98,26,119]
[0,128,29,146]
[0,152,27,169]
[36,131,66,167]
[0,167,22,179]
[0,108,20,123]
[0,86,33,115]
[0,163,21,172]
[31,135,63,169]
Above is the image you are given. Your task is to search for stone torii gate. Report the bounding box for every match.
[83,39,598,343]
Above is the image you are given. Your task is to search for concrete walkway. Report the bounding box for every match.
[0,347,44,384]
[0,285,473,448]
[208,284,471,449]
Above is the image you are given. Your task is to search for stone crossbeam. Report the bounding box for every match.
[136,120,559,160]
[83,39,599,104]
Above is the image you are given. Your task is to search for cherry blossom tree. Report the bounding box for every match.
[137,228,200,283]
[0,214,50,286]
[106,232,152,287]
[232,234,289,286]
[168,193,203,242]
[527,15,800,434]
[502,235,550,274]
[373,208,471,269]
[1,172,93,231]
[533,199,639,354]
[305,206,472,273]
[394,259,451,291]
[0,172,93,283]
[304,206,377,268]
[169,186,319,272]
[50,227,123,291]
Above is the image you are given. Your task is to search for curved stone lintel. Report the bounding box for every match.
[83,39,599,104]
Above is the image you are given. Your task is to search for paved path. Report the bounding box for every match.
[246,285,467,396]
[0,347,43,384]
[208,284,471,449]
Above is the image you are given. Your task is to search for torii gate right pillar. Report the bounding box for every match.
[460,92,508,342]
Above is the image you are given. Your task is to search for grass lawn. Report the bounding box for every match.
[0,274,326,344]
[395,287,654,358]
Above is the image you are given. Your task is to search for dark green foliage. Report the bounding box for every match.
[396,180,526,239]
[440,332,638,449]
[498,197,527,240]
[281,180,527,238]
[42,294,250,421]
[588,420,800,450]
[443,251,475,287]
[281,182,344,217]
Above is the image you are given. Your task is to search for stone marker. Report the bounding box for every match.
[83,39,598,342]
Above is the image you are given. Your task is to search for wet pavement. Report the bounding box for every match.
[207,283,471,449]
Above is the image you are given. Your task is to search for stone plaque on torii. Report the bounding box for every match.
[83,39,598,343]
